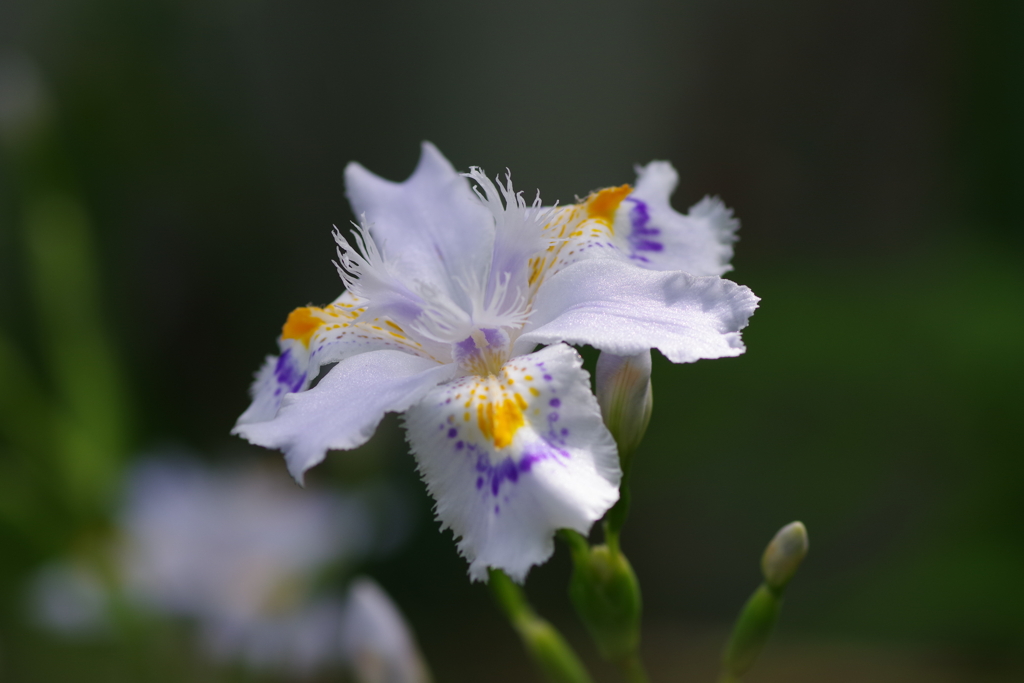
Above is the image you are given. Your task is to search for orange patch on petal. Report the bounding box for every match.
[585,185,632,228]
[281,307,325,346]
[477,397,525,450]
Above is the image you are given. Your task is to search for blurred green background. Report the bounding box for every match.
[1,0,1023,681]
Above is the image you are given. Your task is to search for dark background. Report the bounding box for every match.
[1,0,1022,681]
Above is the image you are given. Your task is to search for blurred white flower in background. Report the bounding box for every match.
[341,577,432,683]
[28,562,110,635]
[29,451,424,678]
[117,456,369,625]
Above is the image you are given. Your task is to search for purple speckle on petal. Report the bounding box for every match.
[549,398,561,407]
[475,448,564,498]
[634,239,663,252]
[544,374,553,381]
[561,428,569,436]
[626,198,664,259]
[456,441,464,450]
[447,428,458,438]
[549,412,559,422]
[273,349,307,392]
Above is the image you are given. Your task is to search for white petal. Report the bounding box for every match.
[234,350,455,482]
[236,292,443,427]
[344,142,494,291]
[516,259,759,363]
[404,343,621,583]
[612,161,738,276]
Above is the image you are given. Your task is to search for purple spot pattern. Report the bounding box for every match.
[428,357,577,515]
[625,197,663,262]
[273,348,307,394]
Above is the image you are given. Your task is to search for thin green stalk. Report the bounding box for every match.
[602,473,632,556]
[489,569,594,683]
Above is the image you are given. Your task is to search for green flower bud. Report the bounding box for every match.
[720,522,809,682]
[760,521,808,592]
[567,541,642,662]
[595,351,653,470]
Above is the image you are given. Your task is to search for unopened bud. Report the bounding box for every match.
[595,351,653,470]
[567,543,642,662]
[721,522,809,681]
[760,521,808,592]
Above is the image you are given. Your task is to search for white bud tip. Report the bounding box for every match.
[761,521,808,590]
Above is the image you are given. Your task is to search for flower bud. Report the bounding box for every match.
[567,543,642,662]
[595,351,653,470]
[720,522,809,681]
[760,521,808,592]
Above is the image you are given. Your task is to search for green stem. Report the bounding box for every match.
[719,584,782,682]
[489,569,594,683]
[603,473,632,555]
[619,652,651,683]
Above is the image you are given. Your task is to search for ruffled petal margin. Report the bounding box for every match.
[404,343,621,583]
[515,258,759,363]
[612,161,739,277]
[344,142,493,288]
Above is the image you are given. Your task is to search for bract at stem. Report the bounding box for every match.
[560,530,649,683]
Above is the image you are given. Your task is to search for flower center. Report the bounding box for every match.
[452,327,512,376]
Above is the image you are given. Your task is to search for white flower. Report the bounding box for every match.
[29,453,389,675]
[234,143,759,582]
[118,456,372,626]
[341,577,432,683]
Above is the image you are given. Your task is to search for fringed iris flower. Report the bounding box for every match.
[234,144,758,581]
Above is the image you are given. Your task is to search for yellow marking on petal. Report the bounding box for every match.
[385,320,404,332]
[281,307,325,347]
[477,397,525,450]
[528,256,548,286]
[464,412,471,422]
[529,387,540,397]
[514,393,528,410]
[585,185,632,233]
